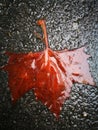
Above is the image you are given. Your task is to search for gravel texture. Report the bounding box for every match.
[0,0,98,130]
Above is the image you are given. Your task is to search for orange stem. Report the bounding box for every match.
[37,20,49,49]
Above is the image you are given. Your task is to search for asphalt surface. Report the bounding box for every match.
[0,0,98,130]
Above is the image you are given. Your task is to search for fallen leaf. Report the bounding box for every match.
[1,20,95,118]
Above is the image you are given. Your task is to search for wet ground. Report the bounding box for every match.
[0,0,98,130]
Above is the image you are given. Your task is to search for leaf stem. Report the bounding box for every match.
[37,19,49,49]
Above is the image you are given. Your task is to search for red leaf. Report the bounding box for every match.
[1,20,95,118]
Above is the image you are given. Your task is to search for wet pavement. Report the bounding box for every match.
[0,0,98,130]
